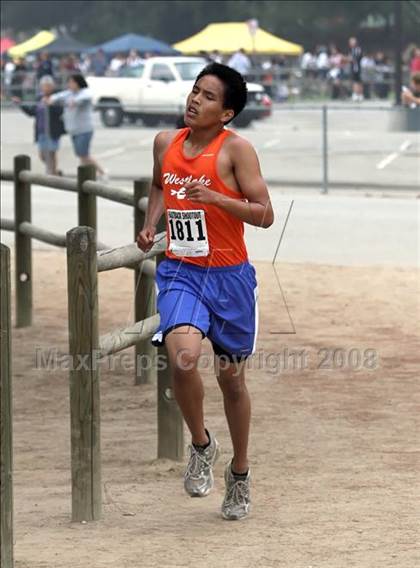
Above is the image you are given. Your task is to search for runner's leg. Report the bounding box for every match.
[216,360,250,473]
[165,325,208,446]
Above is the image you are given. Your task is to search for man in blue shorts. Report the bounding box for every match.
[137,63,274,520]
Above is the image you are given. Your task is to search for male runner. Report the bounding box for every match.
[137,63,274,520]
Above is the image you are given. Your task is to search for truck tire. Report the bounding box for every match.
[100,104,124,128]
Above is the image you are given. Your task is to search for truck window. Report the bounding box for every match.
[119,64,145,78]
[150,64,176,82]
[174,61,206,80]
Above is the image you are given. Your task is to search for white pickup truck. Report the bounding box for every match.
[87,56,271,128]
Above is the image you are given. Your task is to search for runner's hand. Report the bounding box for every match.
[184,182,219,205]
[136,226,156,252]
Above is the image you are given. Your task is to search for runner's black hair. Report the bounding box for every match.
[195,63,248,122]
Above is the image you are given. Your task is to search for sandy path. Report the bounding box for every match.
[5,251,419,568]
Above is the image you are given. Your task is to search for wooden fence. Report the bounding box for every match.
[1,155,155,385]
[1,244,13,567]
[1,158,184,524]
[66,225,183,521]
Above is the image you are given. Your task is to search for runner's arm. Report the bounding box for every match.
[143,133,166,229]
[221,138,274,228]
[136,132,167,251]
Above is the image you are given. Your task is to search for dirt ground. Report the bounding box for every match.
[6,250,419,568]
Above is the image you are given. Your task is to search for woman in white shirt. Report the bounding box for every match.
[49,74,106,178]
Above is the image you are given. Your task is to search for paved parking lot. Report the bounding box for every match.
[1,105,419,266]
[1,105,419,187]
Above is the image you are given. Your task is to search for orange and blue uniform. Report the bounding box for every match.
[152,128,258,359]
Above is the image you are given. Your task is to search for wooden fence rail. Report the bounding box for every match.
[97,236,166,272]
[1,156,156,383]
[19,171,78,192]
[66,226,184,521]
[19,221,68,248]
[1,219,110,251]
[83,180,134,207]
[1,157,185,526]
[1,170,13,181]
[99,314,160,357]
[1,219,15,231]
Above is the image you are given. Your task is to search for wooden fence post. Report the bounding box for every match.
[66,226,101,521]
[1,244,13,568]
[78,165,97,230]
[133,179,156,385]
[155,218,184,460]
[14,154,32,328]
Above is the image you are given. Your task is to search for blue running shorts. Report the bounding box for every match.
[152,258,259,360]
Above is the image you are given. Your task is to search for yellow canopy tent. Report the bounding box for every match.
[8,31,55,57]
[173,22,303,55]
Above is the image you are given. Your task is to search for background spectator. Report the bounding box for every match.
[12,75,65,175]
[361,53,376,99]
[410,47,420,73]
[3,56,16,97]
[210,50,223,63]
[348,36,363,101]
[301,50,317,78]
[373,51,391,99]
[59,54,79,75]
[49,73,106,178]
[316,46,330,79]
[10,57,27,99]
[127,49,143,67]
[328,46,345,99]
[78,53,91,74]
[402,72,420,107]
[109,53,126,75]
[36,51,54,79]
[227,48,251,76]
[90,49,108,77]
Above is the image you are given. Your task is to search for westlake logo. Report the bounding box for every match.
[163,172,212,187]
[170,187,187,200]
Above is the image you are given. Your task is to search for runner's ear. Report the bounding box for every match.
[221,109,234,124]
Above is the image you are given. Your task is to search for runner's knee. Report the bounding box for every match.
[168,345,201,374]
[217,371,247,402]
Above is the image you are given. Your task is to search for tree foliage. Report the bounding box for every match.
[1,1,419,50]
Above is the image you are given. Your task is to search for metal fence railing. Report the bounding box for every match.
[255,105,420,193]
[0,66,410,103]
[1,101,418,193]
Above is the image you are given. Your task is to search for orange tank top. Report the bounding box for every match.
[161,127,248,267]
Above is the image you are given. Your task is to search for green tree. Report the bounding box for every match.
[2,1,419,50]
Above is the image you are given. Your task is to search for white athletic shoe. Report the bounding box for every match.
[184,431,220,498]
[221,462,251,520]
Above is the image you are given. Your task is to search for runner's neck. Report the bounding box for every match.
[184,125,225,155]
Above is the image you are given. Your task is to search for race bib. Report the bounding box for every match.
[167,209,209,257]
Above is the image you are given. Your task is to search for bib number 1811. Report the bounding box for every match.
[169,218,206,242]
[167,209,209,257]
